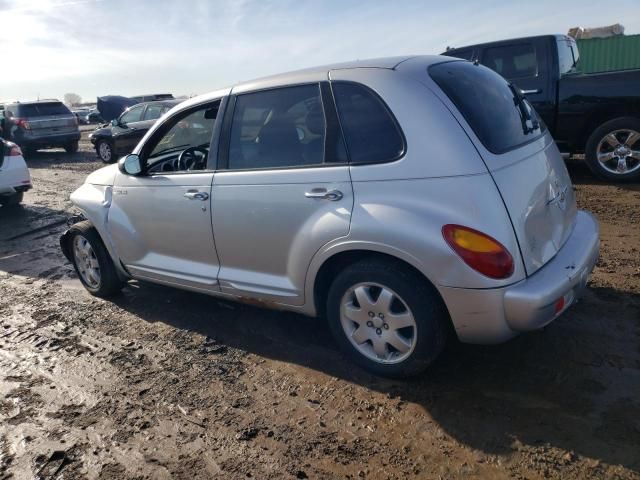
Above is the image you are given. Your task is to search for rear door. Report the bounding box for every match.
[430,60,576,275]
[479,39,555,131]
[211,82,353,305]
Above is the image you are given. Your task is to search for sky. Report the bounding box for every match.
[0,0,638,103]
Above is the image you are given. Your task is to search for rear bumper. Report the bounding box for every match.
[19,131,81,147]
[439,210,599,344]
[0,158,32,195]
[504,210,599,331]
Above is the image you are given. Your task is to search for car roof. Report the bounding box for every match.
[173,55,451,111]
[12,99,64,105]
[127,99,182,110]
[444,34,559,54]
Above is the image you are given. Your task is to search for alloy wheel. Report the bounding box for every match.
[596,129,640,175]
[99,142,112,162]
[72,235,101,288]
[340,282,417,364]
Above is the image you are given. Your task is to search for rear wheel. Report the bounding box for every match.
[326,259,449,377]
[0,192,23,208]
[65,141,79,154]
[585,117,640,182]
[68,221,125,297]
[96,140,113,163]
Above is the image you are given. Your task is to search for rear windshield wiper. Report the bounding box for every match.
[509,84,540,135]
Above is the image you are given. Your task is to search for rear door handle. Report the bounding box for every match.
[184,191,209,201]
[521,89,541,95]
[305,189,343,201]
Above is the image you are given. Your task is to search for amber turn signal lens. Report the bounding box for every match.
[442,224,514,279]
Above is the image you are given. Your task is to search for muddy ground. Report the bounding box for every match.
[0,128,639,479]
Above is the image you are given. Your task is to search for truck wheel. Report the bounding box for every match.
[65,141,79,154]
[326,259,449,378]
[585,117,640,182]
[96,140,113,163]
[0,192,23,208]
[67,220,125,297]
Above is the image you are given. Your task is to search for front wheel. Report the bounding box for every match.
[585,117,640,182]
[326,259,449,378]
[68,221,125,297]
[96,140,114,163]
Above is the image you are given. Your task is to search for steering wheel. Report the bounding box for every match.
[176,146,208,171]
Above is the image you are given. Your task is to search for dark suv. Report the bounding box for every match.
[3,100,81,155]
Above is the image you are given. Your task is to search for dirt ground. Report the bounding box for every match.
[0,128,639,480]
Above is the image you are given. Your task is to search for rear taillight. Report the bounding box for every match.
[5,142,23,157]
[442,224,514,279]
[13,118,31,130]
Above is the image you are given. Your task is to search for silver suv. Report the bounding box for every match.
[61,56,599,377]
[4,100,81,155]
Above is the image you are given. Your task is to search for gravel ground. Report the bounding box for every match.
[0,129,639,479]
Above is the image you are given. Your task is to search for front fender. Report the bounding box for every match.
[68,183,128,279]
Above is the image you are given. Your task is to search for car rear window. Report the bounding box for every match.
[16,102,71,117]
[429,61,545,154]
[332,82,404,164]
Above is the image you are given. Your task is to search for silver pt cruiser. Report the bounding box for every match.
[61,56,600,377]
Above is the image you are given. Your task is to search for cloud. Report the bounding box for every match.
[1,0,638,101]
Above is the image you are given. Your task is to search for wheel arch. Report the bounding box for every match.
[68,184,129,279]
[578,106,640,153]
[309,245,452,332]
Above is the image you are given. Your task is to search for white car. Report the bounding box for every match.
[0,141,31,207]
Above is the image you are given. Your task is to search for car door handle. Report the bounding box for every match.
[521,89,541,95]
[305,189,343,201]
[184,191,209,201]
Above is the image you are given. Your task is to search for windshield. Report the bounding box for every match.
[429,60,545,155]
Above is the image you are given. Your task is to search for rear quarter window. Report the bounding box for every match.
[429,61,545,154]
[332,82,404,164]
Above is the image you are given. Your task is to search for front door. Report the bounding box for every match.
[108,100,222,291]
[212,83,353,305]
[112,104,148,155]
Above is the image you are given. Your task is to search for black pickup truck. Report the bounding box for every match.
[444,34,640,182]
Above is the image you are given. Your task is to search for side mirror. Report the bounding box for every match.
[118,154,142,175]
[110,118,119,127]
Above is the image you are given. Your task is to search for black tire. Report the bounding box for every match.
[326,259,449,378]
[96,140,114,163]
[67,220,125,297]
[585,116,640,182]
[0,192,23,208]
[21,146,36,158]
[65,141,79,154]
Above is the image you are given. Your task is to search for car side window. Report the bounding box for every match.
[142,101,219,171]
[227,84,326,170]
[482,43,538,79]
[143,104,164,121]
[120,105,144,124]
[332,82,404,164]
